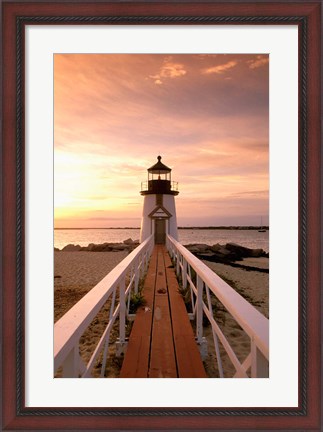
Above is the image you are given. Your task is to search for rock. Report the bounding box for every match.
[123,238,134,245]
[60,242,134,252]
[127,243,139,252]
[250,248,265,258]
[185,245,202,254]
[200,247,239,263]
[62,244,82,252]
[196,253,227,264]
[210,243,222,252]
[110,243,128,251]
[93,244,106,252]
[185,243,211,254]
[92,243,114,252]
[226,243,268,259]
[185,241,268,264]
[216,247,232,257]
[195,243,212,252]
[197,251,214,257]
[225,243,252,258]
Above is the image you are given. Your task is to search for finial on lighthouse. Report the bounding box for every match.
[157,155,161,162]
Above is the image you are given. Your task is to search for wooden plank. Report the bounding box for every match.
[149,296,177,378]
[172,334,207,378]
[119,335,151,378]
[149,247,177,378]
[164,251,207,378]
[119,249,157,378]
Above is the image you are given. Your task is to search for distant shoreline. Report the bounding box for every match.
[55,226,269,231]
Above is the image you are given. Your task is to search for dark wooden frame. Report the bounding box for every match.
[2,1,321,430]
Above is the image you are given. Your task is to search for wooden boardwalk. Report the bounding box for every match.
[120,245,207,378]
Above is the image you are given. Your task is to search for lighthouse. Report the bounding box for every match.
[140,156,179,244]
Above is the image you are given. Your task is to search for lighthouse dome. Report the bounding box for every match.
[148,155,171,173]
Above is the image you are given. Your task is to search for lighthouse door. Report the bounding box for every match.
[155,219,166,244]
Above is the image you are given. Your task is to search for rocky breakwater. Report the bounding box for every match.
[55,238,139,253]
[184,242,269,273]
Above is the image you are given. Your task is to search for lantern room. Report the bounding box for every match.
[141,156,179,196]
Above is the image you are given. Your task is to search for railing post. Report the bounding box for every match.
[176,250,180,276]
[251,341,269,377]
[139,252,144,279]
[119,278,126,345]
[62,345,79,378]
[130,265,134,292]
[196,275,204,344]
[170,240,175,260]
[134,258,139,293]
[182,259,187,290]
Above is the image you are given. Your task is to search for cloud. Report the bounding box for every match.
[160,63,187,78]
[231,190,269,197]
[202,61,238,75]
[149,59,187,85]
[248,55,269,69]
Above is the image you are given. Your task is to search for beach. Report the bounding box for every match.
[54,251,128,321]
[54,250,268,378]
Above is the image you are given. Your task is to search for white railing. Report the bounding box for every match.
[166,234,269,378]
[54,235,154,378]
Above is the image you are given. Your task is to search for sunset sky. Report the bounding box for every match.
[54,54,269,228]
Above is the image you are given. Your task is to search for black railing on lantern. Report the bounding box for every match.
[140,180,179,195]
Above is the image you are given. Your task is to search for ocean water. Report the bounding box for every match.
[54,228,269,252]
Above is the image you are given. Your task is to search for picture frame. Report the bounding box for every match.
[1,1,321,430]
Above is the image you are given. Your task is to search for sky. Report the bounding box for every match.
[54,54,269,228]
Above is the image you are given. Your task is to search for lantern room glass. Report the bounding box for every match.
[148,171,171,182]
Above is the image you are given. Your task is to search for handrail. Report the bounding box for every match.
[166,234,269,378]
[54,235,154,377]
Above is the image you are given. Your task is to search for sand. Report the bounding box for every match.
[54,251,128,290]
[54,251,269,378]
[202,258,269,318]
[54,251,128,322]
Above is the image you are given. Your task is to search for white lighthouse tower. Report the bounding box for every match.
[140,156,179,244]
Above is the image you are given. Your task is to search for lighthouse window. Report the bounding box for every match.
[156,194,163,205]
